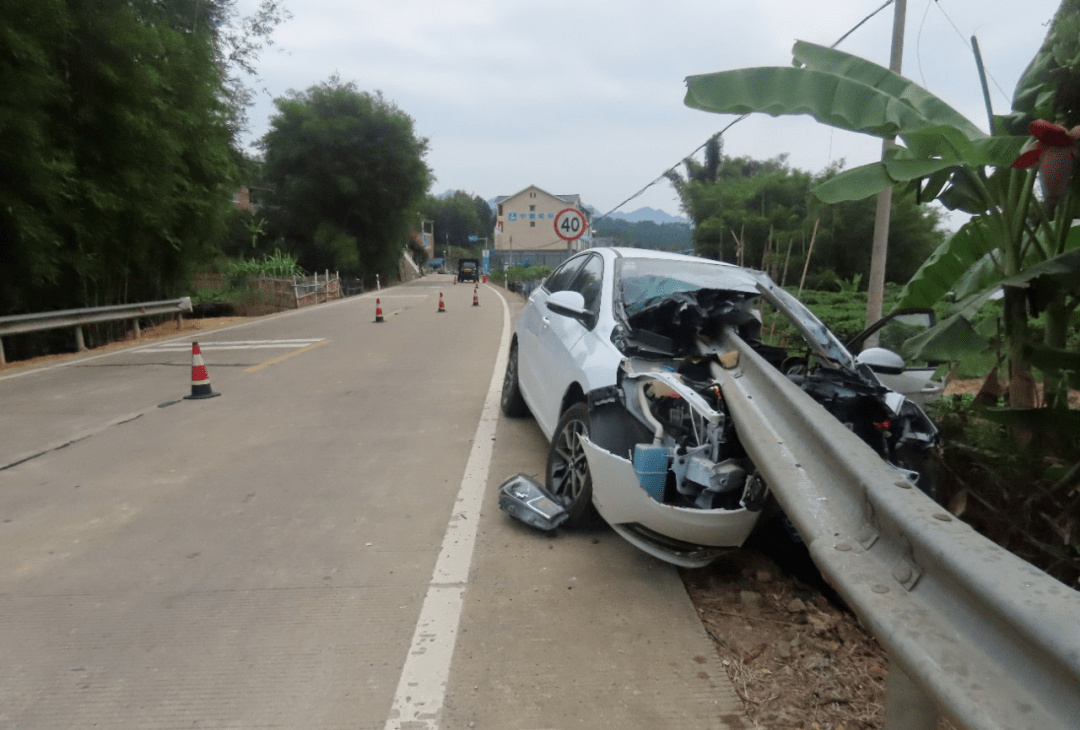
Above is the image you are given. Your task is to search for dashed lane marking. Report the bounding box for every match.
[243,340,330,373]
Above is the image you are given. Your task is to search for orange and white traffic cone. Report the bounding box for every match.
[183,342,220,400]
[438,292,446,313]
[472,287,479,307]
[374,298,384,323]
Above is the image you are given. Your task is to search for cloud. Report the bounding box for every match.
[238,0,1062,217]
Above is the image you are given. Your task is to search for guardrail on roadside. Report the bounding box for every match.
[701,329,1080,730]
[0,297,192,366]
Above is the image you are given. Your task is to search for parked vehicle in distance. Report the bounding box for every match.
[457,258,480,283]
[500,247,941,567]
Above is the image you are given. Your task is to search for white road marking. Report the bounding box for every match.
[134,339,325,353]
[383,287,510,730]
[358,293,432,299]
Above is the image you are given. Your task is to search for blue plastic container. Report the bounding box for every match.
[633,445,669,501]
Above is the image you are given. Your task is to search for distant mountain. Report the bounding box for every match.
[609,207,689,225]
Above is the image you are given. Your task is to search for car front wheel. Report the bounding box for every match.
[545,402,597,525]
[501,342,530,417]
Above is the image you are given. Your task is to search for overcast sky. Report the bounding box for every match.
[237,0,1062,219]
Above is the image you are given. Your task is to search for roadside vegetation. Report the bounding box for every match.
[676,1,1080,588]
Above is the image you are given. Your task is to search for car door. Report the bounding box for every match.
[847,308,945,405]
[516,255,588,428]
[531,254,605,437]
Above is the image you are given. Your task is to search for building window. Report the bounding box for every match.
[529,205,535,211]
[530,221,535,227]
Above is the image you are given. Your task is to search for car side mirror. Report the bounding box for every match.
[855,347,905,375]
[547,290,589,322]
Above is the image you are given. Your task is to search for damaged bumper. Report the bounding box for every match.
[580,358,764,567]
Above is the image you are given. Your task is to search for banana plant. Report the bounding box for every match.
[684,27,1080,413]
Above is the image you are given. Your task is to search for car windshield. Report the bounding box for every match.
[616,258,759,317]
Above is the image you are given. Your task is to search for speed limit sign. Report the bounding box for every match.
[554,208,587,242]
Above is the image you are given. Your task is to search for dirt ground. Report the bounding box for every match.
[3,320,975,729]
[682,543,894,730]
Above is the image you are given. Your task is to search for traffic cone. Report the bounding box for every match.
[183,342,220,400]
[472,287,479,307]
[438,292,446,313]
[374,298,384,323]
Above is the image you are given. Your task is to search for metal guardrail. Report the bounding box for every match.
[0,298,192,365]
[701,330,1080,730]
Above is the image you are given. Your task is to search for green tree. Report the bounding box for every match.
[667,146,944,286]
[260,78,431,278]
[0,0,243,314]
[421,191,490,250]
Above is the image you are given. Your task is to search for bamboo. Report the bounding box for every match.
[797,219,820,297]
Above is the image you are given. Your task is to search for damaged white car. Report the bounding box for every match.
[500,248,940,567]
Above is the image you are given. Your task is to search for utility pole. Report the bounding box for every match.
[866,0,907,334]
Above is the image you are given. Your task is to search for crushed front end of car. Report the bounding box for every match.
[579,259,940,567]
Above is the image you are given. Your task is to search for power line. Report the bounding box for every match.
[929,0,1011,105]
[593,2,899,227]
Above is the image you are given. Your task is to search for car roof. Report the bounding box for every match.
[597,247,742,267]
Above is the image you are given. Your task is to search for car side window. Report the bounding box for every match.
[543,256,586,294]
[570,254,604,314]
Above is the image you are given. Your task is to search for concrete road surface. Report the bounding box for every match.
[0,276,742,729]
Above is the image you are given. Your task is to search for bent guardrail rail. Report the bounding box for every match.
[0,298,192,365]
[702,330,1080,730]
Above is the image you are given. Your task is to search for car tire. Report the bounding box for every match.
[501,342,530,417]
[545,402,598,525]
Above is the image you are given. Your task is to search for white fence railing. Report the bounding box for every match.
[703,328,1080,730]
[0,298,192,365]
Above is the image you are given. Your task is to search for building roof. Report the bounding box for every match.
[493,185,581,207]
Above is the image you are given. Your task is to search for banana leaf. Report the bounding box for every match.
[790,42,985,138]
[1023,343,1080,389]
[1000,247,1080,290]
[977,407,1080,435]
[684,67,936,138]
[813,158,960,204]
[901,311,990,362]
[896,218,1002,309]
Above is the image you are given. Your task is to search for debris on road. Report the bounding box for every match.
[497,474,568,531]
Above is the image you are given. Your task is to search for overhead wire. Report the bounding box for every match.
[930,0,1012,105]
[588,0,899,229]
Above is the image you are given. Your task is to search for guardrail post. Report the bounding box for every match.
[883,660,939,730]
[133,318,141,339]
[0,337,5,366]
[75,326,86,352]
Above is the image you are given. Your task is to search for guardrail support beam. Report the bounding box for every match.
[884,658,940,729]
[75,326,86,352]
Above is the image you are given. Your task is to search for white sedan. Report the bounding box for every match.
[500,248,940,567]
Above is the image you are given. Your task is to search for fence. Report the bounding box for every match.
[291,271,342,308]
[489,249,573,271]
[0,298,192,365]
[191,272,343,314]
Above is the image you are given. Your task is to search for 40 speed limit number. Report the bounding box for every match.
[554,208,586,241]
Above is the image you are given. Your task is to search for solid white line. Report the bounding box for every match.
[134,339,325,353]
[383,285,510,730]
[358,293,431,299]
